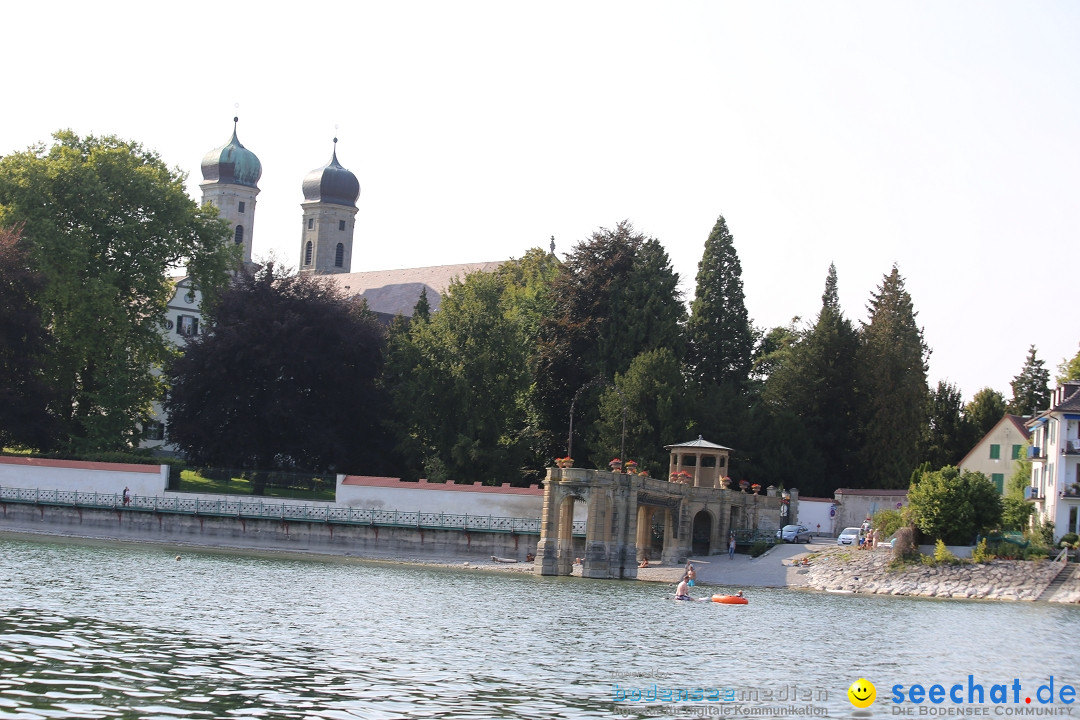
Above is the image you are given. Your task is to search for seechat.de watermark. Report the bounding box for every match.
[848,677,1076,715]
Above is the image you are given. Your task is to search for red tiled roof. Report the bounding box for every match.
[340,475,543,495]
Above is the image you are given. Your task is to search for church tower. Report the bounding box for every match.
[200,117,262,266]
[299,138,359,275]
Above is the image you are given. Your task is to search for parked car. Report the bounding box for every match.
[776,524,812,543]
[837,527,861,546]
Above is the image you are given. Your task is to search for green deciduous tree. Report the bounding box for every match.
[1057,344,1080,384]
[856,265,930,488]
[964,387,1007,441]
[592,348,690,474]
[1007,345,1051,416]
[385,268,531,484]
[0,225,62,449]
[687,215,754,388]
[166,265,388,479]
[0,131,236,451]
[907,466,1004,545]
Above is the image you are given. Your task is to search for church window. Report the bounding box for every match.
[235,225,244,245]
[307,218,314,230]
[305,241,313,266]
[339,220,346,231]
[238,201,245,213]
[177,315,199,336]
[335,243,344,267]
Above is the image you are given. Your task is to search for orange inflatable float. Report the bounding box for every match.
[711,594,748,605]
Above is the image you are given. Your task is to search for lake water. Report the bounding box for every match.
[1,533,1078,719]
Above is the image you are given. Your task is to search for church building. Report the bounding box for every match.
[143,119,505,450]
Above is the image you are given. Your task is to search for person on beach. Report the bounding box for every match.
[675,575,692,601]
[685,563,696,586]
[728,534,736,559]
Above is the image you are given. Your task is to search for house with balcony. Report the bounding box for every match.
[1025,381,1080,543]
[957,414,1029,495]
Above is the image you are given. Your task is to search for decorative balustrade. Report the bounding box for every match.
[0,486,584,536]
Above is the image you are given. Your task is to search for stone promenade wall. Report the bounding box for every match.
[0,502,538,561]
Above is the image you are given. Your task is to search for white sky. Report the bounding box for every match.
[4,1,1078,403]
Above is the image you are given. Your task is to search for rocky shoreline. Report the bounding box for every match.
[797,546,1080,602]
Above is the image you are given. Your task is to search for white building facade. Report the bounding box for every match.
[1026,381,1080,543]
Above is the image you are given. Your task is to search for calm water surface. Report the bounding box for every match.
[1,533,1078,719]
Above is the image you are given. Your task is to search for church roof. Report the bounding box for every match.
[324,261,504,318]
[200,118,262,188]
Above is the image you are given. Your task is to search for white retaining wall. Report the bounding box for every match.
[0,457,168,496]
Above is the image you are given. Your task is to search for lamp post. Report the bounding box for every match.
[566,377,627,465]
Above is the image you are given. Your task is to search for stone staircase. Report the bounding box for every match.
[1034,561,1077,602]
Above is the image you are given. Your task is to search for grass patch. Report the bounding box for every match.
[177,469,335,502]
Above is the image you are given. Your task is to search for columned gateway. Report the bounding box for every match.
[534,460,792,579]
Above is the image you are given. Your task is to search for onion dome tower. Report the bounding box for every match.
[299,138,359,275]
[200,117,262,266]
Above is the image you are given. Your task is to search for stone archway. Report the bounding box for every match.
[691,509,713,556]
[535,464,787,579]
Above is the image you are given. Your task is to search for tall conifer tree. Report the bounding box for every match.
[1007,345,1051,416]
[762,263,859,494]
[856,265,930,488]
[687,216,753,387]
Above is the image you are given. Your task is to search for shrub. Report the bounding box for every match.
[1059,532,1079,549]
[933,539,957,564]
[972,538,991,563]
[749,541,771,558]
[892,526,917,560]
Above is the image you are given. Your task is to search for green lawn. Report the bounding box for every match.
[177,469,336,502]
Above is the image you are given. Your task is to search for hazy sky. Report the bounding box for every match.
[5,1,1078,403]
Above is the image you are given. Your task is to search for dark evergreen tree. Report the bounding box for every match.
[762,264,860,495]
[0,225,62,449]
[856,265,930,489]
[166,264,390,479]
[686,215,754,387]
[533,221,683,465]
[920,380,970,469]
[1007,345,1051,416]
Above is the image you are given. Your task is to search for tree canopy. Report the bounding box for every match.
[1007,345,1051,416]
[0,131,236,451]
[687,215,753,388]
[907,465,1003,545]
[856,265,930,488]
[534,221,683,464]
[0,225,62,449]
[166,265,388,477]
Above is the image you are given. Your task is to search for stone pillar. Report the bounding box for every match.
[534,469,561,576]
[582,485,612,578]
[636,505,653,560]
[556,495,576,576]
[611,480,638,579]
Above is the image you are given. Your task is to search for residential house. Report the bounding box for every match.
[1026,381,1080,543]
[957,414,1029,494]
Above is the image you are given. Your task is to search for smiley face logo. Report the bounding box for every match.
[848,678,876,708]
